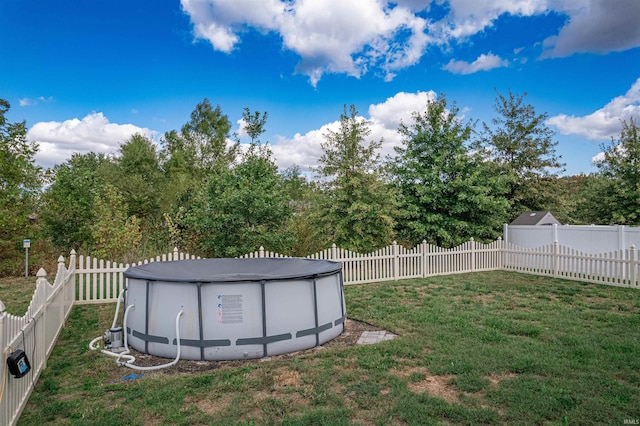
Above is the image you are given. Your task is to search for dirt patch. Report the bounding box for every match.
[184,393,232,416]
[274,370,301,387]
[487,372,517,388]
[120,318,384,376]
[391,366,460,403]
[408,373,459,403]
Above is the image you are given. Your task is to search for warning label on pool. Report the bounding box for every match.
[217,294,243,324]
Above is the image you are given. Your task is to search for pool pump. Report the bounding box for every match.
[104,327,124,350]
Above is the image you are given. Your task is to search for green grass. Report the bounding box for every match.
[4,271,640,425]
[0,276,37,315]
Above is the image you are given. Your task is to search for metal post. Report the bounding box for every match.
[24,239,31,277]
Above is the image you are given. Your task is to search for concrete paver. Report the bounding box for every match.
[356,330,397,345]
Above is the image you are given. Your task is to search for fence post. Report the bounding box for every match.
[503,223,508,246]
[0,304,6,426]
[69,250,76,273]
[331,244,337,261]
[392,241,399,281]
[619,225,626,252]
[68,250,76,305]
[173,247,179,261]
[421,240,427,277]
[469,238,475,272]
[259,246,265,258]
[57,255,65,283]
[553,241,559,277]
[36,268,48,366]
[630,245,637,287]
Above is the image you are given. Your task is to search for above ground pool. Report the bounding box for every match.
[123,258,346,361]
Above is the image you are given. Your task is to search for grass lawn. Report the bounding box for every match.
[0,276,38,316]
[4,271,640,425]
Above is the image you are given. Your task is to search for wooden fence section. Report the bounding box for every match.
[75,248,201,305]
[0,255,76,426]
[504,242,639,288]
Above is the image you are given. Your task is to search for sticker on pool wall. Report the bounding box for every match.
[217,294,243,324]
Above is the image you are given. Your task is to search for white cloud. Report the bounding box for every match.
[181,0,429,86]
[19,96,54,107]
[547,77,640,141]
[27,112,156,169]
[542,0,640,58]
[180,1,640,85]
[442,52,508,74]
[271,124,335,172]
[429,0,550,41]
[272,91,439,173]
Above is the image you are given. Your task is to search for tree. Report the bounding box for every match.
[390,95,508,247]
[182,146,295,257]
[592,118,640,224]
[569,174,613,225]
[475,90,565,219]
[41,152,112,250]
[316,105,398,252]
[111,134,165,220]
[163,99,237,178]
[281,166,327,256]
[0,99,43,273]
[161,99,238,215]
[91,184,142,261]
[241,108,268,145]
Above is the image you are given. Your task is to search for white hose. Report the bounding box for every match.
[115,304,136,365]
[89,304,136,363]
[89,304,185,372]
[120,309,184,371]
[111,288,126,329]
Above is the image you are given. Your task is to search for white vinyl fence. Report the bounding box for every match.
[0,254,75,426]
[74,238,639,304]
[241,239,503,284]
[504,242,639,287]
[504,223,640,254]
[75,247,201,304]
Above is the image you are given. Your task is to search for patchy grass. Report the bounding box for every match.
[0,276,37,315]
[7,271,640,425]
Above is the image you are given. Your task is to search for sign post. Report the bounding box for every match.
[23,239,30,278]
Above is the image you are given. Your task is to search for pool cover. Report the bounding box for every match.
[123,258,342,283]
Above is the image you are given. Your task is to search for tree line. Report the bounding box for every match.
[1,93,638,275]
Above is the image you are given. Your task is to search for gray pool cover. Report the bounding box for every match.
[123,258,342,283]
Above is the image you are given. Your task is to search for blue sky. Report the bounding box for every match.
[1,0,639,176]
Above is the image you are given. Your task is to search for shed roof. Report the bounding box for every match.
[510,211,561,226]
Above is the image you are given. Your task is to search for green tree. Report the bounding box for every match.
[91,184,142,261]
[391,95,508,247]
[111,134,165,220]
[41,152,112,250]
[281,166,327,256]
[163,99,237,179]
[161,99,238,218]
[241,107,268,145]
[183,146,294,257]
[475,90,565,219]
[316,105,398,252]
[593,118,640,224]
[0,99,43,273]
[569,174,612,224]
